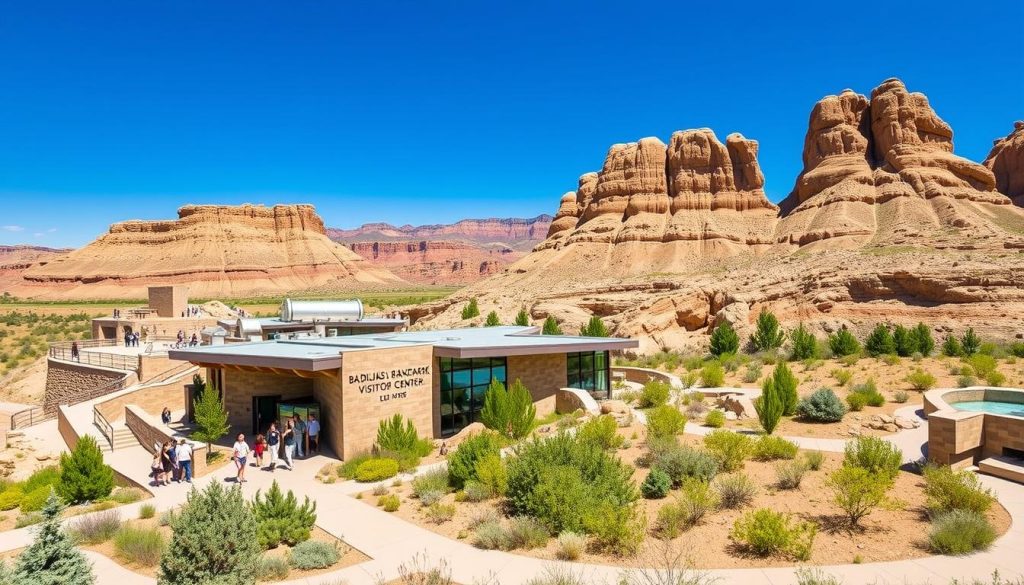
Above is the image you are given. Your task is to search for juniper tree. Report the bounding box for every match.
[789,323,818,360]
[484,311,501,327]
[514,308,530,326]
[192,385,230,457]
[579,316,609,337]
[461,298,480,320]
[480,378,535,440]
[828,327,860,357]
[864,324,896,357]
[756,375,785,435]
[751,308,785,352]
[12,490,94,585]
[541,316,563,335]
[709,321,740,357]
[57,434,113,504]
[960,328,981,356]
[910,323,935,356]
[252,480,317,549]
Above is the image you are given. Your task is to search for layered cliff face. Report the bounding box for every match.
[776,79,1017,250]
[328,215,552,250]
[411,79,1024,352]
[984,122,1024,207]
[14,204,403,299]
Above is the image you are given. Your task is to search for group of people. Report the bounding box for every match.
[175,330,199,347]
[150,438,195,485]
[230,413,320,482]
[181,305,203,317]
[124,331,141,347]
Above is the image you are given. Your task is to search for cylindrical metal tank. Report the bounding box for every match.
[280,299,364,322]
[237,318,263,337]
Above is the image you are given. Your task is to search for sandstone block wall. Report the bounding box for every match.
[96,375,193,422]
[220,368,314,434]
[137,353,180,383]
[508,353,568,418]
[148,286,189,318]
[44,359,131,415]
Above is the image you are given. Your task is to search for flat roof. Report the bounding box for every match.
[168,326,638,371]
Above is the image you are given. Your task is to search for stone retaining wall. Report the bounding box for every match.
[96,374,193,422]
[44,358,133,415]
[125,405,209,478]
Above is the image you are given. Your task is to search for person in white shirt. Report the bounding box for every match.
[233,433,250,483]
[307,414,320,454]
[176,439,193,483]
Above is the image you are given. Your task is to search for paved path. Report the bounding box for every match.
[2,404,1020,584]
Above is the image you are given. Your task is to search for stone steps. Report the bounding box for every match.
[978,456,1024,484]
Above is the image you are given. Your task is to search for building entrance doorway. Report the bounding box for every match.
[252,395,280,435]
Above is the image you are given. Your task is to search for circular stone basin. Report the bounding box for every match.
[952,400,1024,417]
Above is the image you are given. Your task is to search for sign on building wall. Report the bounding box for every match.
[349,365,431,402]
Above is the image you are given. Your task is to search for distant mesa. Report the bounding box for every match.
[13,204,403,300]
[984,121,1024,207]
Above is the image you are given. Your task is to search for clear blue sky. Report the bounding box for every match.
[1,1,1021,248]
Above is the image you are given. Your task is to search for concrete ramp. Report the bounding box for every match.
[556,387,601,415]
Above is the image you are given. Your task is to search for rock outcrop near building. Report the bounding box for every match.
[412,79,1024,352]
[984,122,1024,207]
[15,204,403,299]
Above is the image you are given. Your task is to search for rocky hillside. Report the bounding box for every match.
[328,215,551,285]
[9,204,403,300]
[410,79,1024,353]
[0,246,71,295]
[984,121,1024,207]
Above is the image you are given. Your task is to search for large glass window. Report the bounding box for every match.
[439,357,507,437]
[567,351,610,399]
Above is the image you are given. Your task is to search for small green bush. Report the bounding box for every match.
[0,489,22,511]
[655,480,718,538]
[474,454,508,497]
[288,540,340,570]
[506,516,549,549]
[905,369,937,392]
[864,324,896,357]
[376,413,433,459]
[710,321,740,357]
[355,458,399,482]
[19,486,52,513]
[850,379,884,407]
[775,460,808,489]
[640,469,672,499]
[928,510,996,555]
[337,451,374,479]
[942,335,963,357]
[257,555,290,581]
[828,328,861,357]
[480,378,536,440]
[447,431,503,489]
[462,481,491,503]
[712,473,757,509]
[646,404,686,439]
[114,525,166,567]
[412,468,450,500]
[583,501,645,556]
[474,520,511,550]
[789,324,818,361]
[379,494,400,512]
[796,388,847,422]
[704,410,725,428]
[753,436,798,461]
[957,375,978,388]
[843,436,901,481]
[577,415,623,450]
[253,480,317,549]
[986,370,1007,386]
[23,467,60,494]
[827,466,890,526]
[845,392,867,412]
[703,430,753,472]
[58,435,114,504]
[961,328,981,356]
[424,502,456,524]
[71,509,122,544]
[110,487,145,504]
[649,441,719,485]
[139,503,156,519]
[555,531,587,560]
[700,362,725,388]
[831,369,852,386]
[639,379,671,408]
[803,450,825,471]
[752,309,785,352]
[742,362,763,383]
[923,464,995,515]
[14,512,43,528]
[730,508,816,560]
[893,390,910,404]
[462,298,480,319]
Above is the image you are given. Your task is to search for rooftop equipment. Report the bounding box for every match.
[280,299,364,323]
[237,318,263,337]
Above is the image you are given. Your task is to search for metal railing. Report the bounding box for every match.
[49,345,139,372]
[9,406,48,430]
[94,407,115,451]
[48,339,117,351]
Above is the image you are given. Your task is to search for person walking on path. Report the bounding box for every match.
[307,413,320,454]
[266,423,280,471]
[292,414,306,459]
[282,420,296,470]
[150,450,163,486]
[168,440,179,483]
[253,434,266,468]
[232,434,250,483]
[70,341,80,362]
[159,441,173,486]
[176,439,193,483]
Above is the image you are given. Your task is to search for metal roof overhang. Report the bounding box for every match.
[167,349,341,372]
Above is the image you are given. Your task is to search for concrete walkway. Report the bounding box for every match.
[2,405,1020,584]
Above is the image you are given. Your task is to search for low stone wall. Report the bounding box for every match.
[124,405,208,478]
[43,358,134,415]
[612,366,677,387]
[926,387,1024,469]
[555,388,600,415]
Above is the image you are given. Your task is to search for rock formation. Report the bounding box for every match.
[14,204,402,299]
[776,79,1016,250]
[984,121,1024,206]
[0,246,70,296]
[328,215,552,247]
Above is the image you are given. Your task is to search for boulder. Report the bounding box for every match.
[600,400,631,415]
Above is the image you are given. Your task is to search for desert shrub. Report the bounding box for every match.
[461,298,480,319]
[846,392,867,412]
[961,328,981,356]
[742,362,763,383]
[700,362,725,388]
[379,494,400,512]
[911,323,935,356]
[850,379,885,407]
[796,388,847,422]
[905,369,937,391]
[703,430,753,472]
[505,432,637,535]
[506,516,549,549]
[114,525,165,566]
[253,480,317,549]
[794,567,843,585]
[337,451,374,479]
[474,454,508,497]
[752,436,798,461]
[23,467,60,494]
[138,503,156,519]
[159,509,176,527]
[709,321,740,357]
[484,310,501,326]
[828,328,861,357]
[355,458,399,482]
[0,489,22,511]
[640,469,672,499]
[923,464,995,515]
[775,460,808,489]
[864,324,896,357]
[654,482,719,539]
[883,353,902,365]
[649,441,719,486]
[730,508,817,560]
[712,473,757,509]
[827,466,889,526]
[424,502,456,524]
[787,324,817,362]
[893,325,915,357]
[957,375,978,388]
[447,431,503,489]
[647,404,687,439]
[928,510,996,555]
[803,450,825,471]
[831,368,852,386]
[289,540,340,570]
[639,380,672,408]
[577,415,623,450]
[412,468,450,499]
[376,413,433,459]
[473,521,511,550]
[57,435,114,504]
[480,378,536,440]
[12,492,93,584]
[684,400,708,419]
[964,354,998,378]
[843,436,901,481]
[943,335,964,357]
[159,482,260,585]
[14,512,43,528]
[1009,342,1024,358]
[19,486,52,513]
[584,500,645,556]
[71,509,121,544]
[893,390,910,403]
[986,370,1007,386]
[542,316,563,335]
[555,531,587,560]
[462,481,491,503]
[256,555,290,581]
[751,309,785,352]
[704,410,725,428]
